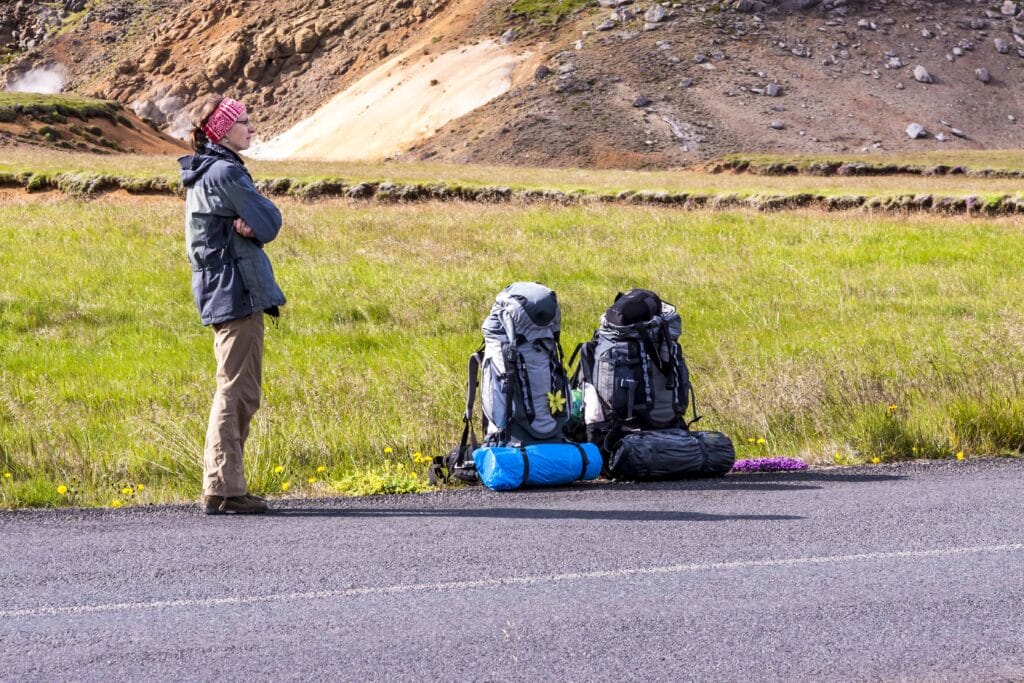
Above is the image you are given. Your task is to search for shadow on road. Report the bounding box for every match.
[638,472,907,491]
[270,507,804,522]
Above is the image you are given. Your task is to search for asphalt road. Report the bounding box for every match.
[2,458,1023,682]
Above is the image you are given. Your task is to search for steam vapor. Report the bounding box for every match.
[6,65,67,94]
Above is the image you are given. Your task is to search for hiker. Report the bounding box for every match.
[179,97,286,515]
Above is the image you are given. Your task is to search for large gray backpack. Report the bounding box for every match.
[570,289,698,453]
[430,282,574,484]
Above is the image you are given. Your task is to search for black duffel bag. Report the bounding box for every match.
[608,428,735,481]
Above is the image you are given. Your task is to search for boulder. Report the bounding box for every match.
[1002,1,1018,16]
[644,4,666,22]
[906,123,927,139]
[205,41,246,79]
[913,65,933,83]
[139,47,170,72]
[294,28,319,54]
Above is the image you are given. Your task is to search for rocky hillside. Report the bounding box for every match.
[2,0,1022,167]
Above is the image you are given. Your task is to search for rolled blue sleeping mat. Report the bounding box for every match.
[473,442,602,491]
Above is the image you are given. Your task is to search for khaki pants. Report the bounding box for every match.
[203,312,264,497]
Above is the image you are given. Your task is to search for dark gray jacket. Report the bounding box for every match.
[179,144,286,326]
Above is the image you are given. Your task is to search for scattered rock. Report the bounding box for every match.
[765,82,781,97]
[857,18,876,30]
[770,120,785,129]
[500,28,516,45]
[906,122,928,139]
[976,67,991,83]
[951,128,966,138]
[1002,1,1018,16]
[936,132,948,142]
[534,64,551,80]
[995,38,1010,54]
[644,4,666,22]
[913,65,933,83]
[633,95,651,107]
[678,77,693,88]
[596,18,616,30]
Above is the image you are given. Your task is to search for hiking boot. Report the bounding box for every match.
[200,494,269,515]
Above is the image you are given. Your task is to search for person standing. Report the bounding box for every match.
[179,97,286,514]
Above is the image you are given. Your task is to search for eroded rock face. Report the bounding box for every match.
[6,0,448,138]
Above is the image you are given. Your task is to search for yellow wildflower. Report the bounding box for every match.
[136,484,145,491]
[307,477,317,484]
[57,485,68,495]
[747,438,756,444]
[956,451,965,461]
[756,438,766,445]
[316,466,327,473]
[273,465,285,474]
[281,481,291,492]
[871,457,880,464]
[110,499,123,509]
[2,472,11,480]
[121,487,134,496]
[546,390,567,415]
[887,404,898,413]
[384,447,393,454]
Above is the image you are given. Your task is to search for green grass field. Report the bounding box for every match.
[2,194,1024,508]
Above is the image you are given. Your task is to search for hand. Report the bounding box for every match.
[233,218,255,238]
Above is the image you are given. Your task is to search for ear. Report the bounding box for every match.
[613,291,625,302]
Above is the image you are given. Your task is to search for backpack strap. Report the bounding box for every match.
[572,443,590,480]
[635,321,670,378]
[685,381,703,430]
[429,349,483,484]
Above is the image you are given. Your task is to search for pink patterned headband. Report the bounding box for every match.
[202,98,246,143]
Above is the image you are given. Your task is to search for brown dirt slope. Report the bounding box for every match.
[3,0,1023,168]
[0,95,186,154]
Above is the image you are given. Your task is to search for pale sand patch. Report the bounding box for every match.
[250,40,533,162]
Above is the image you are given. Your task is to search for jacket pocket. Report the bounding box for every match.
[192,263,251,323]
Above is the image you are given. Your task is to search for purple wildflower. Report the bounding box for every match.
[730,456,809,473]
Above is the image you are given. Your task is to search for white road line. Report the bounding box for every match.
[2,543,1022,619]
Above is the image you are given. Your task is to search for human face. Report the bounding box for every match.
[219,114,254,152]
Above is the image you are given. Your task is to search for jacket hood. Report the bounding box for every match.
[178,143,245,188]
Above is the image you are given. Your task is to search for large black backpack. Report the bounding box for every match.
[570,289,700,454]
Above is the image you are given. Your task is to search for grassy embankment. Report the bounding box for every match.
[0,94,140,153]
[2,149,1024,209]
[2,196,1024,508]
[718,151,1024,174]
